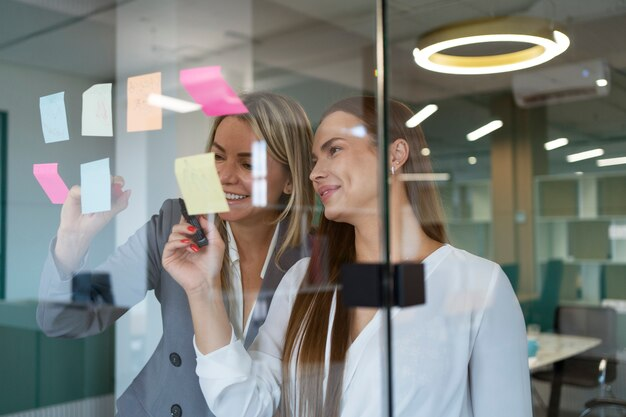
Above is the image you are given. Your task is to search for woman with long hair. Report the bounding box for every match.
[169,97,531,417]
[38,92,315,417]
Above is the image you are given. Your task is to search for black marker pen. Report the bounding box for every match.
[178,198,209,247]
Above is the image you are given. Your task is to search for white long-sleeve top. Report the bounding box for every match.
[195,244,532,417]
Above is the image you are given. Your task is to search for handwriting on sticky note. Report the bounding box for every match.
[33,163,69,204]
[175,153,229,215]
[40,92,70,143]
[80,158,111,214]
[127,72,162,132]
[180,66,248,117]
[82,83,113,136]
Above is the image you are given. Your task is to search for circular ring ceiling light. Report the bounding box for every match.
[413,16,570,75]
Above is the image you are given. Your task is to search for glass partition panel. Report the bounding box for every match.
[386,0,626,416]
[0,0,394,416]
[4,0,626,416]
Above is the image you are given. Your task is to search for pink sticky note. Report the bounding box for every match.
[180,66,248,117]
[33,163,69,204]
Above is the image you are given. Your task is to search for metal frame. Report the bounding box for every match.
[0,111,7,299]
[375,0,394,415]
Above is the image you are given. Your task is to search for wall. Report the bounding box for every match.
[0,60,115,301]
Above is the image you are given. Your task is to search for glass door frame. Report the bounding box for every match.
[0,111,6,299]
[375,0,394,415]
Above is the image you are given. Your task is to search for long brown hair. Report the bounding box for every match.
[280,97,448,417]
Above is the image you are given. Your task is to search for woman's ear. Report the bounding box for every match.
[283,178,293,195]
[390,138,410,171]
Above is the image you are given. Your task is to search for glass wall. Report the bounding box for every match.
[385,1,626,416]
[0,0,625,416]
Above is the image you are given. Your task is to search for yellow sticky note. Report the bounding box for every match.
[127,72,162,132]
[175,153,229,215]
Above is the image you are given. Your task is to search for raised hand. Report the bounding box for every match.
[54,176,131,274]
[163,215,232,354]
[162,215,226,296]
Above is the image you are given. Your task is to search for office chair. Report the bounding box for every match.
[524,259,564,332]
[580,397,626,416]
[579,358,626,416]
[533,305,618,417]
[579,333,626,416]
[501,263,519,293]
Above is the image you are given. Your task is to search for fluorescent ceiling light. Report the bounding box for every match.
[413,17,570,75]
[596,79,608,87]
[466,120,503,141]
[147,94,201,113]
[398,173,450,182]
[597,156,626,167]
[405,104,438,128]
[544,137,569,151]
[566,148,604,163]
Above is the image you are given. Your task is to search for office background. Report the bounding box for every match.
[1,0,625,416]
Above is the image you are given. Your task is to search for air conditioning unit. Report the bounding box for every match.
[512,59,610,108]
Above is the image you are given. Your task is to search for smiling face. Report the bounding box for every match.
[310,111,379,224]
[211,116,291,225]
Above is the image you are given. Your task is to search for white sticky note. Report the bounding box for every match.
[252,140,267,177]
[82,83,113,136]
[80,158,111,214]
[40,92,70,143]
[252,140,268,207]
[252,178,267,207]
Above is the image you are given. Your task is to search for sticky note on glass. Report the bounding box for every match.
[82,83,113,136]
[175,153,229,215]
[252,179,267,207]
[40,92,70,143]
[127,72,162,132]
[179,66,248,117]
[252,141,267,207]
[33,163,69,204]
[80,158,111,214]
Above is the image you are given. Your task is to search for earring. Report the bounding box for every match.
[391,165,396,175]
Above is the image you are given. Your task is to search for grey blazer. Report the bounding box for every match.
[37,199,310,416]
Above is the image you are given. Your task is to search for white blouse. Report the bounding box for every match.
[195,244,532,417]
[224,222,279,340]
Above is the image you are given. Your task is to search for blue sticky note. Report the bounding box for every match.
[80,158,111,214]
[40,92,70,143]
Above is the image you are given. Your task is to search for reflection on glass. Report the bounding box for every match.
[36,92,314,417]
[1,0,626,415]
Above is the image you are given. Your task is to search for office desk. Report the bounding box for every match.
[529,333,601,371]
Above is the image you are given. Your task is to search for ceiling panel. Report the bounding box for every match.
[1,0,624,176]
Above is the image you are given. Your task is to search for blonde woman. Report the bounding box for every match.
[166,97,531,417]
[37,92,315,417]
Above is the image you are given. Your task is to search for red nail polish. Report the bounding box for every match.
[190,245,199,253]
[181,239,190,244]
[187,226,196,232]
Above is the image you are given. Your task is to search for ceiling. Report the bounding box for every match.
[1,0,626,177]
[251,0,626,177]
